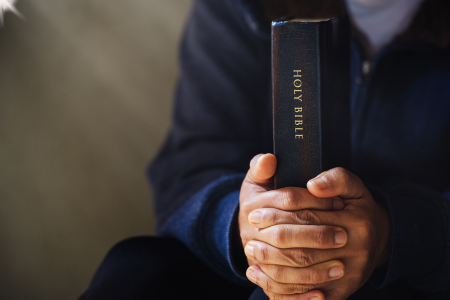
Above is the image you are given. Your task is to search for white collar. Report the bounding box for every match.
[345,0,425,51]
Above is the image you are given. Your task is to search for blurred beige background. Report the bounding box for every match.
[0,0,192,299]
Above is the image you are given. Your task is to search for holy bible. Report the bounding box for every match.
[272,15,352,189]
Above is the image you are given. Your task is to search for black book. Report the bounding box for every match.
[272,16,352,189]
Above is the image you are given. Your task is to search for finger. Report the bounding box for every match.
[264,290,325,300]
[247,265,317,295]
[307,167,369,199]
[259,260,344,284]
[244,240,331,267]
[245,153,277,187]
[249,208,340,228]
[254,188,344,212]
[255,224,347,249]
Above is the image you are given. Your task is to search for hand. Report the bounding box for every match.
[245,167,391,300]
[239,154,347,300]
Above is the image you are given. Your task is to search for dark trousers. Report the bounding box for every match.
[80,237,424,300]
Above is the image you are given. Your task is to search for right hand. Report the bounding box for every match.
[238,154,347,299]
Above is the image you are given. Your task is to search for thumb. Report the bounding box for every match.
[245,153,277,187]
[306,167,369,199]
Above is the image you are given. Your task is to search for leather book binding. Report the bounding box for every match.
[272,16,351,189]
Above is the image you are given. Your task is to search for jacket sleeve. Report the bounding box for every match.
[148,0,271,285]
[369,185,450,296]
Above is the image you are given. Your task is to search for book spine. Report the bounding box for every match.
[320,17,352,179]
[272,17,351,189]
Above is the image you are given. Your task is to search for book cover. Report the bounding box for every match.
[272,15,352,189]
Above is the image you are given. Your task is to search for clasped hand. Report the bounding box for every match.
[238,154,390,300]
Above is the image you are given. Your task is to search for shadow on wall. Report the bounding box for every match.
[0,0,192,299]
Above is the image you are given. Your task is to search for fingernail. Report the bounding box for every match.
[335,231,346,244]
[249,211,262,223]
[309,176,329,189]
[247,268,256,282]
[333,199,344,210]
[329,266,344,278]
[245,244,254,259]
[251,154,263,167]
[310,297,320,300]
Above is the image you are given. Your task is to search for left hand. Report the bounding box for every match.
[245,167,391,300]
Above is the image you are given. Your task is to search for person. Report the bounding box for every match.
[80,0,450,299]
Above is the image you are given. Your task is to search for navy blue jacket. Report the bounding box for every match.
[149,0,450,297]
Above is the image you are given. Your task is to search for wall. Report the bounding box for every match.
[0,0,192,299]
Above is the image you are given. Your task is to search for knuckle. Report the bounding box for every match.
[240,200,252,213]
[292,249,313,267]
[264,279,290,295]
[264,279,275,293]
[354,219,374,258]
[296,284,315,294]
[305,269,322,284]
[282,284,296,295]
[334,167,348,178]
[281,189,298,210]
[259,244,271,262]
[313,226,327,247]
[358,219,375,237]
[333,167,350,186]
[271,265,284,281]
[297,209,317,225]
[273,210,285,224]
[273,226,286,247]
